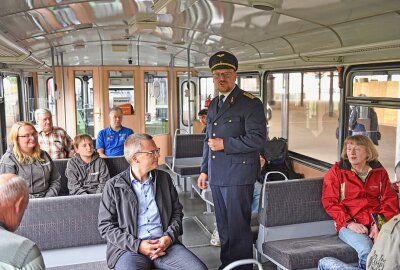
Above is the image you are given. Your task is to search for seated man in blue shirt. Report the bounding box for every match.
[98,133,207,270]
[96,107,133,157]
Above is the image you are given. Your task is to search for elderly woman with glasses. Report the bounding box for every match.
[0,121,61,198]
[318,135,399,270]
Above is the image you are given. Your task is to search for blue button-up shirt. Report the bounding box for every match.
[130,170,163,240]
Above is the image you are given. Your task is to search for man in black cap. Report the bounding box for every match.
[197,51,266,269]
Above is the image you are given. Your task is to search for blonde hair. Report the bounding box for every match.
[73,134,93,149]
[341,135,379,162]
[9,122,43,164]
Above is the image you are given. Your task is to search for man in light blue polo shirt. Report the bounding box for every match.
[96,107,134,157]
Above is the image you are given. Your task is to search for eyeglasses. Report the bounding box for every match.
[17,133,37,139]
[135,148,161,157]
[212,72,234,79]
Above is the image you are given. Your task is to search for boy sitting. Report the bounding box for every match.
[66,134,110,195]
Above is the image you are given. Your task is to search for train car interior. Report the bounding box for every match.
[1,1,400,269]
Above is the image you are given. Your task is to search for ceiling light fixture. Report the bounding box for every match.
[128,13,157,35]
[156,45,167,51]
[112,44,128,52]
[248,0,278,11]
[152,0,173,13]
[172,40,185,45]
[74,23,93,31]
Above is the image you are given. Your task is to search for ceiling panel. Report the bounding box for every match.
[333,13,400,46]
[279,0,400,25]
[1,0,400,69]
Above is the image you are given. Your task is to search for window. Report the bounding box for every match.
[199,77,215,110]
[266,70,340,164]
[144,71,168,135]
[75,72,94,137]
[108,71,135,113]
[237,73,261,96]
[45,78,57,118]
[180,80,197,126]
[3,75,21,136]
[348,69,400,173]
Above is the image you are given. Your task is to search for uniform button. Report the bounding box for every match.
[212,155,216,159]
[229,120,232,123]
[214,123,217,126]
[213,133,216,136]
[242,161,246,164]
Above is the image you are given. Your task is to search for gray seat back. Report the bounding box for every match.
[53,158,69,196]
[258,177,331,227]
[16,194,105,250]
[174,133,205,159]
[103,156,130,178]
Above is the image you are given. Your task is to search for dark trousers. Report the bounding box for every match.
[114,243,207,270]
[210,184,254,270]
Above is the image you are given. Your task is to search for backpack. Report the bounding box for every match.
[262,137,304,181]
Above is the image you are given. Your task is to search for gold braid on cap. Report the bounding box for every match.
[211,62,237,71]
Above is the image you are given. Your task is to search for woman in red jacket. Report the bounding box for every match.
[319,135,399,270]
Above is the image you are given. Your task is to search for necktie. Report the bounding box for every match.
[217,95,225,112]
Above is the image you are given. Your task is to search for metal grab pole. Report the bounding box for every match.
[187,47,191,134]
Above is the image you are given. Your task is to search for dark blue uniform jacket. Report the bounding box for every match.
[200,85,266,186]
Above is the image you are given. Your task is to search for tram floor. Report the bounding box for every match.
[178,190,277,270]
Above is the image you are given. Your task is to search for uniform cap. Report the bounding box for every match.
[209,51,238,71]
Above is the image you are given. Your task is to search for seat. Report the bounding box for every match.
[103,156,130,178]
[165,129,205,193]
[53,158,70,196]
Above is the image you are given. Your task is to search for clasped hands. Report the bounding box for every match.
[139,235,172,260]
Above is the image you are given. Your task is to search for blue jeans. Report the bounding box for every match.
[251,182,262,214]
[114,243,207,270]
[318,227,373,270]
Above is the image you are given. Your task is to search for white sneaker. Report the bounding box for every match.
[210,228,221,246]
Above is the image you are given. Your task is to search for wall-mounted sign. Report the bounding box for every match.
[113,97,133,115]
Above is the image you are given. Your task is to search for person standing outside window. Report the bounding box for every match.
[96,107,134,157]
[197,51,266,270]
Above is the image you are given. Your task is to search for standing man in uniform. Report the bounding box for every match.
[197,51,266,270]
[96,107,134,157]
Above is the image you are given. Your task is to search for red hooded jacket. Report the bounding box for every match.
[322,160,399,232]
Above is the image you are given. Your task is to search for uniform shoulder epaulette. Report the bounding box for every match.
[243,91,255,99]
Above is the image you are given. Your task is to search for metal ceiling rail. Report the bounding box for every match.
[0,31,49,69]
